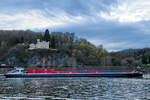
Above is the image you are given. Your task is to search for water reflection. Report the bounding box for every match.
[0,76,150,100]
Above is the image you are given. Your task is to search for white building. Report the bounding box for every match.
[29,39,50,50]
[29,43,36,50]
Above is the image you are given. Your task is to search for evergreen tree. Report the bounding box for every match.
[51,36,55,48]
[43,29,50,42]
[20,36,24,43]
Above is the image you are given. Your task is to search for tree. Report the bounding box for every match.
[43,29,50,42]
[20,36,24,43]
[1,41,7,48]
[51,36,56,48]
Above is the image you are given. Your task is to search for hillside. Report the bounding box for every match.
[0,29,150,71]
[0,29,109,67]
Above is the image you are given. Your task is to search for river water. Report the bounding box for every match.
[0,75,150,100]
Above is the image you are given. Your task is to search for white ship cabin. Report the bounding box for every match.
[7,67,24,74]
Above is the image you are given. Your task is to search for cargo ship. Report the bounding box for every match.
[4,67,143,78]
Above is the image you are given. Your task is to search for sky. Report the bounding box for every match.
[0,0,150,51]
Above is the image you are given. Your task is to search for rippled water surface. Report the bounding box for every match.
[0,75,150,100]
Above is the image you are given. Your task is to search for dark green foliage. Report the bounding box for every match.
[50,35,56,48]
[110,48,150,66]
[43,29,50,42]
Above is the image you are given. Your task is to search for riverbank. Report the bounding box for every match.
[141,66,150,74]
